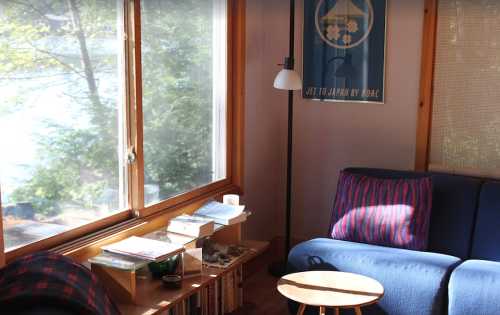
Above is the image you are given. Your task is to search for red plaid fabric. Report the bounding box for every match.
[0,251,120,315]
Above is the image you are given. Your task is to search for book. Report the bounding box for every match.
[214,277,219,315]
[189,293,199,315]
[167,214,214,238]
[194,201,247,225]
[202,286,208,315]
[88,252,148,271]
[219,277,225,315]
[197,291,202,315]
[102,236,184,262]
[224,272,235,313]
[143,229,197,246]
[237,265,243,307]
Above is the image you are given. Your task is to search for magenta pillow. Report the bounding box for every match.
[329,171,433,251]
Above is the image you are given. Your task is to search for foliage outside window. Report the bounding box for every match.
[141,0,227,205]
[0,0,229,251]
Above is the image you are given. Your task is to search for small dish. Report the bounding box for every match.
[162,274,182,290]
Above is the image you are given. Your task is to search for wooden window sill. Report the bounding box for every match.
[6,183,241,264]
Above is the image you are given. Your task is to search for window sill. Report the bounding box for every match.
[57,183,241,263]
[6,183,241,264]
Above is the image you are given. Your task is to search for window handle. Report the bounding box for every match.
[127,146,137,164]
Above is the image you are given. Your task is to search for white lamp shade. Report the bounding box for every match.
[273,69,302,91]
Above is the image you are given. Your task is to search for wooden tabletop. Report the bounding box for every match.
[277,271,384,308]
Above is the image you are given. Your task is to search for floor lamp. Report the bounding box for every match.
[269,0,302,277]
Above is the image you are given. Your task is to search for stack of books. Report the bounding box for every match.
[101,236,185,262]
[193,201,248,225]
[165,200,249,239]
[167,214,215,238]
[90,200,249,271]
[163,266,243,315]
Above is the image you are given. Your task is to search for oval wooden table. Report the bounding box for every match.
[277,271,384,315]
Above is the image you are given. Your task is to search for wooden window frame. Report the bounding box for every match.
[0,190,4,267]
[1,0,245,264]
[415,0,439,171]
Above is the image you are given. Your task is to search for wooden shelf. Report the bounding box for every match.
[116,240,269,315]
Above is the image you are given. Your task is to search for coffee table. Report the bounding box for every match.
[277,271,384,315]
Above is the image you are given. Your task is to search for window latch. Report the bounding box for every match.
[127,146,137,164]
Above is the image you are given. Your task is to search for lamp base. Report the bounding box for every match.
[268,261,288,278]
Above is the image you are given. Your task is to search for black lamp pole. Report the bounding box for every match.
[270,0,297,278]
[284,0,296,263]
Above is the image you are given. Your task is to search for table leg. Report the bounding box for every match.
[335,307,340,315]
[297,304,306,315]
[319,306,326,315]
[355,307,362,315]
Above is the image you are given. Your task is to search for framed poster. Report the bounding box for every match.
[302,0,387,103]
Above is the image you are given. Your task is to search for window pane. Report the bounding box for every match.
[430,0,500,175]
[0,0,127,250]
[141,0,227,205]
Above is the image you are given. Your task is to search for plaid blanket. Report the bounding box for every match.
[0,251,120,315]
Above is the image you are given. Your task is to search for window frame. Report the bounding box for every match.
[0,0,245,264]
[415,0,438,171]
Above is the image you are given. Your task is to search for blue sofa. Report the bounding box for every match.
[288,168,500,315]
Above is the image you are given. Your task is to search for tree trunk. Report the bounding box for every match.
[67,0,106,128]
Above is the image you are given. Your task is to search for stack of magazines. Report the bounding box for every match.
[89,236,185,271]
[89,236,188,271]
[101,236,184,262]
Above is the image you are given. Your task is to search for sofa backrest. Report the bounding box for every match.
[427,174,482,259]
[470,181,500,262]
[344,168,482,259]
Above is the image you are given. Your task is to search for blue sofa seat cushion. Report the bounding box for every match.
[288,238,461,315]
[449,260,500,315]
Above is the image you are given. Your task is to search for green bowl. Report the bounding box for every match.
[148,255,180,279]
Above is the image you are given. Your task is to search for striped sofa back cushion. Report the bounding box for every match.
[329,171,433,251]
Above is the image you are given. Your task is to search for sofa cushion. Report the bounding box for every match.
[449,260,500,315]
[345,168,482,259]
[427,174,482,259]
[470,181,500,261]
[288,238,461,315]
[330,171,433,251]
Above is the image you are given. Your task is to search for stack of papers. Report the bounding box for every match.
[101,236,184,262]
[194,201,247,225]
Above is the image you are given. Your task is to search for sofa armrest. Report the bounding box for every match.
[449,260,500,315]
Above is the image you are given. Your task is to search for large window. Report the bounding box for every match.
[0,0,233,254]
[141,0,227,205]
